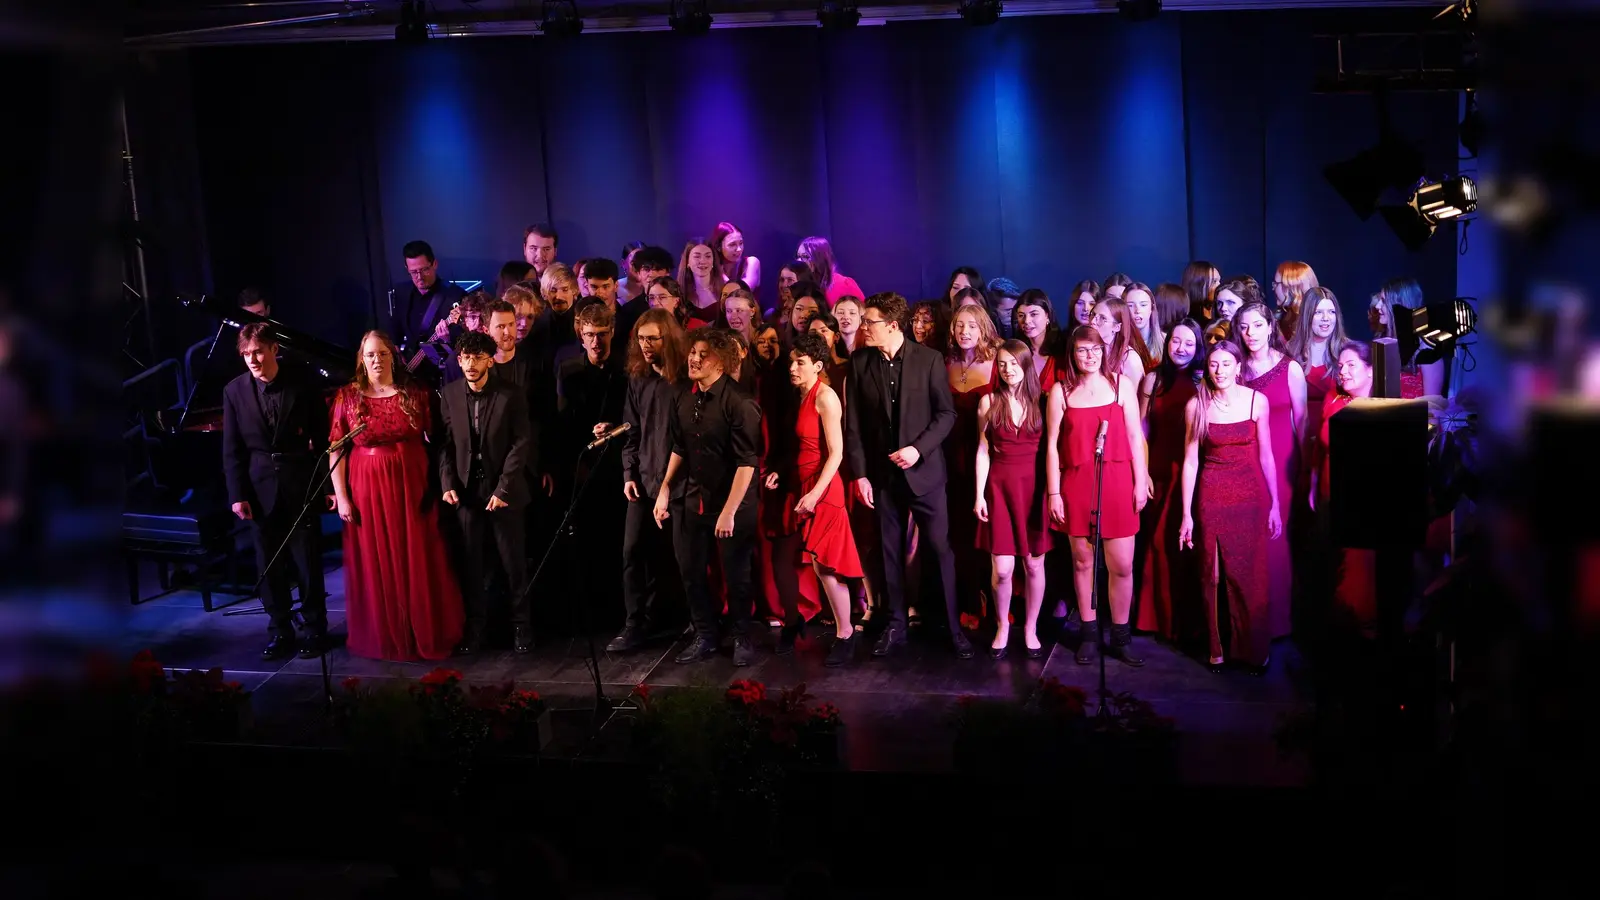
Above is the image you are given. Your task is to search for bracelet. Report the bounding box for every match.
[1048,492,1060,497]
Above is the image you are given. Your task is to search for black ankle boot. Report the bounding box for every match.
[1074,620,1099,665]
[1109,623,1145,668]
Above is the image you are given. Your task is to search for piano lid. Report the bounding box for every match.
[183,295,353,381]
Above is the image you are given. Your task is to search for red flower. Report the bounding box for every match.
[419,668,463,686]
[725,679,767,705]
[341,677,362,693]
[958,613,980,632]
[130,650,166,692]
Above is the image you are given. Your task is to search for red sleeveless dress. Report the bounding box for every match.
[1055,378,1139,540]
[977,399,1053,557]
[331,386,463,661]
[1196,403,1272,666]
[1138,376,1200,640]
[1241,355,1295,637]
[787,381,862,578]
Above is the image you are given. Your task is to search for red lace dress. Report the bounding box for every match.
[786,381,862,577]
[1054,379,1139,540]
[1138,376,1200,641]
[1196,407,1272,666]
[1241,355,1296,637]
[331,386,463,661]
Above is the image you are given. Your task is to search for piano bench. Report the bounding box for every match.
[123,511,252,612]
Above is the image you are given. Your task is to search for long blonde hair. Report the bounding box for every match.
[343,330,420,431]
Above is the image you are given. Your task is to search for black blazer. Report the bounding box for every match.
[438,373,535,508]
[844,338,956,497]
[221,365,331,518]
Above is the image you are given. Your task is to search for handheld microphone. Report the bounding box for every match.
[586,421,631,451]
[326,422,368,457]
[1094,419,1109,457]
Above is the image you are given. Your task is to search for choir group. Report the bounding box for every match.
[224,225,1437,672]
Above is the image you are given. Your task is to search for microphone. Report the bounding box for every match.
[586,421,631,451]
[326,422,368,457]
[1094,419,1109,457]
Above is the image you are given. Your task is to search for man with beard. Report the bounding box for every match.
[606,309,691,652]
[440,330,535,654]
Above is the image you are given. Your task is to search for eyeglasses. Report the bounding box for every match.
[457,353,492,364]
[1073,346,1104,356]
[860,317,886,329]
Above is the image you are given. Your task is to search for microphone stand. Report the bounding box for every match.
[246,439,354,711]
[513,432,627,742]
[1092,426,1111,721]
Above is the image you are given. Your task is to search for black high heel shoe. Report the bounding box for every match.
[989,643,1009,660]
[1207,657,1227,675]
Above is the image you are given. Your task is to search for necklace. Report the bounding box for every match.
[957,358,973,387]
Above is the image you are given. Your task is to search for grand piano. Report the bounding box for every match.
[123,302,353,611]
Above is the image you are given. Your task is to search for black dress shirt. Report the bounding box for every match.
[253,375,283,434]
[622,369,688,500]
[668,374,762,517]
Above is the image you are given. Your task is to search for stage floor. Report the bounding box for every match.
[112,559,1310,786]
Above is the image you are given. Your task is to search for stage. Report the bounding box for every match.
[114,553,1308,787]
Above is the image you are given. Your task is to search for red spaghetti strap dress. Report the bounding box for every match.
[1241,355,1295,637]
[1054,380,1139,540]
[332,385,463,661]
[977,402,1053,557]
[1195,397,1272,666]
[787,380,862,577]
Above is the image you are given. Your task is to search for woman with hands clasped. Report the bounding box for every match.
[1177,339,1280,675]
[1045,325,1151,668]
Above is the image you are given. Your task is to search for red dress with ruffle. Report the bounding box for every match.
[784,381,862,577]
[331,386,463,661]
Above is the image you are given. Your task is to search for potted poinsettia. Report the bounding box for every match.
[119,650,254,745]
[952,677,1176,780]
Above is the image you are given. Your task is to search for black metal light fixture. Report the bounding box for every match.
[818,2,861,29]
[958,0,1001,27]
[396,0,429,43]
[1410,297,1478,364]
[1381,175,1478,251]
[541,1,584,37]
[670,0,713,34]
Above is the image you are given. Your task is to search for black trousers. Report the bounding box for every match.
[677,501,758,640]
[456,479,530,638]
[251,500,326,638]
[875,476,959,633]
[622,493,684,629]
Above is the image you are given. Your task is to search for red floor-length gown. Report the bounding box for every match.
[1137,376,1200,640]
[757,367,822,622]
[1196,406,1272,666]
[785,380,863,579]
[1241,355,1296,638]
[976,404,1053,558]
[1055,379,1140,541]
[332,386,463,661]
[948,369,995,617]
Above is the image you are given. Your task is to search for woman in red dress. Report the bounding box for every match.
[1179,340,1281,674]
[1137,317,1206,643]
[764,332,863,667]
[1235,301,1306,638]
[976,340,1053,658]
[1308,341,1378,636]
[946,304,1000,621]
[1046,325,1151,666]
[330,331,463,661]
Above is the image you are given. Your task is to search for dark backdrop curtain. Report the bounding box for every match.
[127,10,1460,354]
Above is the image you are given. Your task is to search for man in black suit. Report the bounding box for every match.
[222,323,330,660]
[440,331,536,655]
[844,292,972,659]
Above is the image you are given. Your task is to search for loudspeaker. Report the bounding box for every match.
[1329,398,1430,550]
[1371,337,1404,399]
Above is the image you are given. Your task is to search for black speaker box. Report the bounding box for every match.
[1329,397,1430,550]
[1371,337,1404,400]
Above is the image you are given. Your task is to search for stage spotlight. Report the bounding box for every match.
[958,0,1002,26]
[1380,175,1478,251]
[396,0,429,43]
[1324,132,1426,221]
[669,0,713,34]
[1410,297,1478,365]
[1117,0,1162,21]
[818,2,861,29]
[541,1,584,37]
